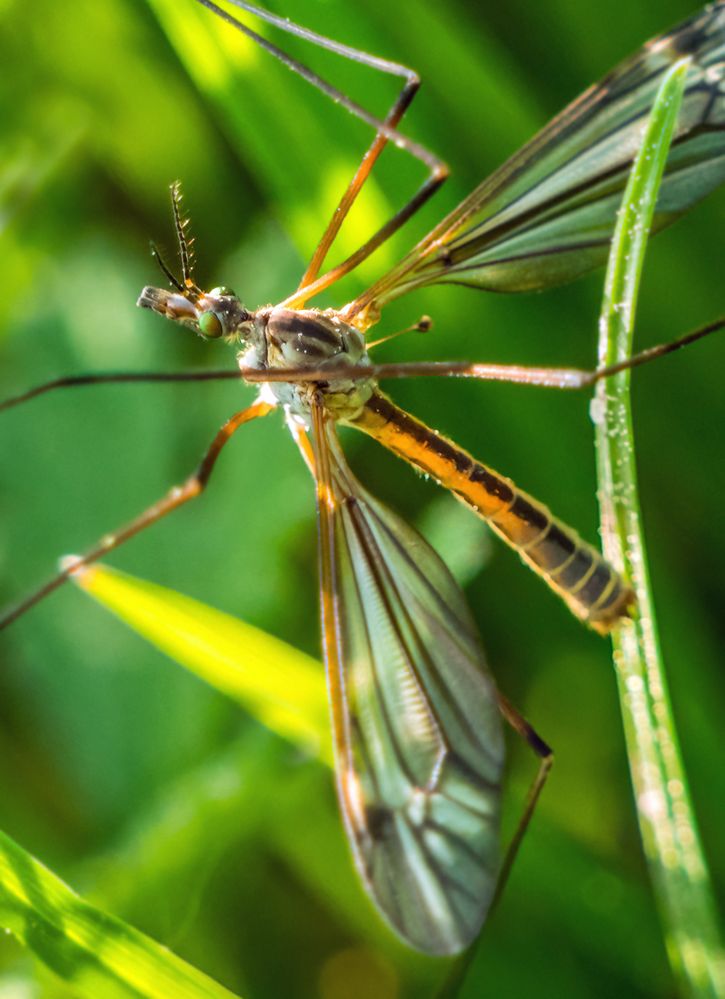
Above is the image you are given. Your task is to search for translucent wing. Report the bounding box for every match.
[312,415,504,955]
[356,3,725,310]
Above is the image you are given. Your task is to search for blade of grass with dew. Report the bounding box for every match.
[594,57,724,998]
[0,827,242,999]
[67,561,332,764]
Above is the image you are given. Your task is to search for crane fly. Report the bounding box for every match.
[1,0,724,957]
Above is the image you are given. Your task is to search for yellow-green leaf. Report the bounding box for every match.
[68,561,332,764]
[0,827,241,999]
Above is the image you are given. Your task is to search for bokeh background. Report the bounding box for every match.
[0,1,722,996]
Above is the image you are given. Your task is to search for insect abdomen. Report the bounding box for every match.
[352,391,633,633]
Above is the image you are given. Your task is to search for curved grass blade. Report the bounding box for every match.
[0,827,241,999]
[358,2,724,309]
[314,421,504,956]
[67,561,331,764]
[594,58,725,998]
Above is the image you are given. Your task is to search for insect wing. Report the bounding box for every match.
[315,427,504,955]
[362,3,725,307]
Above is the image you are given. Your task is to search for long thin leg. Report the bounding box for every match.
[309,396,350,775]
[285,414,316,477]
[0,370,246,413]
[5,313,718,414]
[493,692,553,904]
[237,317,725,389]
[193,0,447,308]
[283,162,448,309]
[362,316,725,388]
[13,314,709,416]
[298,79,421,291]
[441,695,552,993]
[0,400,273,629]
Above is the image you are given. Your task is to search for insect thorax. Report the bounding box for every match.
[237,306,375,422]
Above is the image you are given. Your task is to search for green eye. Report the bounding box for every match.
[198,311,223,338]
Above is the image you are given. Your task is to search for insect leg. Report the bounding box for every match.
[362,317,725,388]
[239,316,724,389]
[309,397,349,774]
[193,1,448,310]
[0,370,247,413]
[286,161,449,311]
[493,691,553,905]
[285,414,316,477]
[298,79,424,291]
[439,692,552,989]
[0,400,273,629]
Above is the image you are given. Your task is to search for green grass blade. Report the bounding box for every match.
[68,561,332,764]
[594,58,725,998]
[0,826,241,999]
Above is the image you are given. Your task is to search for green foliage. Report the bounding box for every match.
[0,827,242,998]
[72,563,331,762]
[0,2,722,996]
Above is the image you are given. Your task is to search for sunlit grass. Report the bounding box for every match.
[69,561,331,763]
[0,828,242,999]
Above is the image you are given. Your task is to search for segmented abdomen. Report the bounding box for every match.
[351,390,633,633]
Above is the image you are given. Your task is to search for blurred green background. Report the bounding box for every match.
[0,0,722,996]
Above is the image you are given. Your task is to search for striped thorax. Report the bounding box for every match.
[239,306,375,422]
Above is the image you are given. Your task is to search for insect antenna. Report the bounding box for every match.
[193,0,447,308]
[150,242,185,294]
[170,181,201,299]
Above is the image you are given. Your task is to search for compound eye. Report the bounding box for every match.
[209,285,235,298]
[198,310,224,339]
